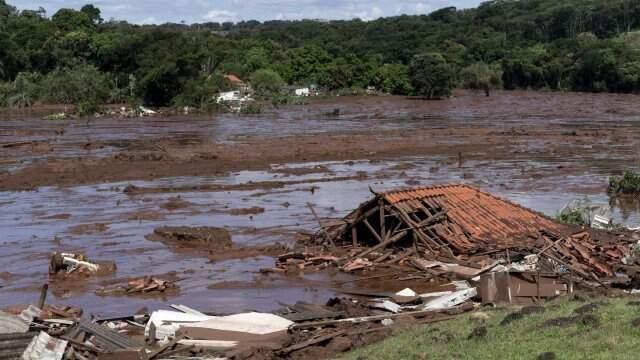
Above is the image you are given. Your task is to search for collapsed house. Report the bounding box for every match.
[319,184,639,288]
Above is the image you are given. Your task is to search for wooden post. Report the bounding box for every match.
[379,199,386,241]
[307,203,335,247]
[363,219,383,243]
[351,226,358,247]
[355,230,408,259]
[506,249,512,304]
[536,270,541,303]
[37,283,48,309]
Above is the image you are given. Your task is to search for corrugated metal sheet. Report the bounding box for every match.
[0,332,37,360]
[382,184,564,246]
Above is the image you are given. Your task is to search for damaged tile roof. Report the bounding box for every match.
[381,184,565,247]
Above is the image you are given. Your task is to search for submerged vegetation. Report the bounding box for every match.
[3,0,640,110]
[609,171,640,195]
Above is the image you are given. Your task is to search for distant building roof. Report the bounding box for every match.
[224,74,245,85]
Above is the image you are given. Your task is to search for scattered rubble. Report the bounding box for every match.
[95,277,179,297]
[6,184,640,359]
[146,226,232,250]
[49,253,116,278]
[313,185,640,291]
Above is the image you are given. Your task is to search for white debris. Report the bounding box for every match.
[146,310,212,340]
[423,288,477,311]
[145,310,293,341]
[188,312,293,335]
[22,332,67,360]
[370,300,401,314]
[418,291,453,299]
[295,88,310,97]
[395,288,417,297]
[381,318,394,326]
[139,106,157,115]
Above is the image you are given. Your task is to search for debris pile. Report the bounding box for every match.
[49,253,116,278]
[146,226,232,250]
[269,252,338,273]
[6,184,640,359]
[95,277,179,297]
[316,185,640,288]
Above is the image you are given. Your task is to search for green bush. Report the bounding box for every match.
[172,75,224,111]
[270,95,307,106]
[556,210,588,226]
[251,69,284,95]
[0,72,41,108]
[39,64,112,105]
[460,62,503,95]
[608,171,640,194]
[0,82,11,107]
[240,102,262,114]
[409,52,452,99]
[76,100,101,116]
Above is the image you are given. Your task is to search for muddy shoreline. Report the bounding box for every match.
[2,90,638,191]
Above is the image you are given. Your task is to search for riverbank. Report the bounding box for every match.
[341,296,640,360]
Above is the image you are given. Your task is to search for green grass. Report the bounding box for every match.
[339,297,640,360]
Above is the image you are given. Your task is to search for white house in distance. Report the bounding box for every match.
[295,88,310,96]
[216,74,253,104]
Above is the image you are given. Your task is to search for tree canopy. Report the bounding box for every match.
[3,0,640,108]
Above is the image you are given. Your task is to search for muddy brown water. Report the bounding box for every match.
[2,91,640,317]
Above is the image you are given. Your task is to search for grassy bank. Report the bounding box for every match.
[340,297,640,360]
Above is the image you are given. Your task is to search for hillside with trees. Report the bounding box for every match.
[2,0,640,110]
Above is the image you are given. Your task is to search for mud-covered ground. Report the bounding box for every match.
[2,90,640,316]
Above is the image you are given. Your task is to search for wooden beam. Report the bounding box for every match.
[363,218,383,243]
[307,203,335,247]
[355,230,408,259]
[379,199,386,242]
[351,226,358,247]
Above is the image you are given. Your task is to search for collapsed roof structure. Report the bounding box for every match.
[320,184,637,284]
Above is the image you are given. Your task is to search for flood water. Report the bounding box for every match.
[2,90,640,316]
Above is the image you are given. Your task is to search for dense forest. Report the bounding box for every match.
[2,0,640,111]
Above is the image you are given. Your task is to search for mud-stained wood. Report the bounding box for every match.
[355,230,409,259]
[363,218,383,244]
[351,226,358,247]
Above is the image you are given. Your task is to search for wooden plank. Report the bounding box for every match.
[307,203,335,247]
[355,230,408,259]
[292,312,453,329]
[279,330,346,354]
[379,199,386,242]
[351,226,358,247]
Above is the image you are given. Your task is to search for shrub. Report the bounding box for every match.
[251,69,284,95]
[460,62,503,95]
[39,64,111,105]
[240,102,262,114]
[172,75,224,111]
[0,72,41,108]
[556,210,588,226]
[409,52,452,99]
[608,171,640,195]
[271,95,307,106]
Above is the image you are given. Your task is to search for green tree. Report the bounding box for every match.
[251,69,284,95]
[409,52,452,99]
[80,4,102,24]
[52,8,92,32]
[39,64,111,106]
[376,63,412,95]
[460,62,503,96]
[173,73,224,110]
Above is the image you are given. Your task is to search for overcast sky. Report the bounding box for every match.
[13,0,484,24]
